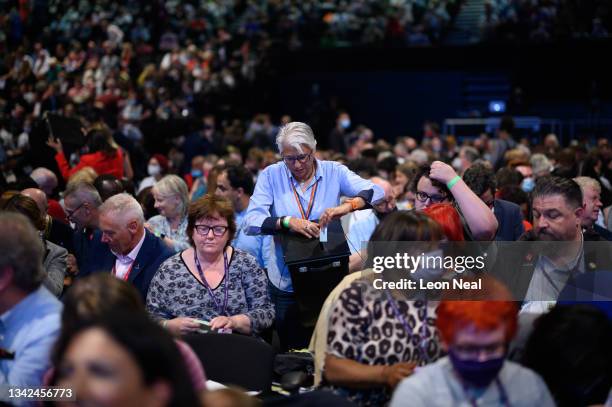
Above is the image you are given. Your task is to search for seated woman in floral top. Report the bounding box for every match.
[146,175,191,252]
[146,194,274,336]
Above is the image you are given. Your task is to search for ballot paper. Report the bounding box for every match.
[319,226,328,243]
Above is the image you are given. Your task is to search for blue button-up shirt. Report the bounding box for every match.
[245,159,384,291]
[233,209,271,269]
[0,286,62,387]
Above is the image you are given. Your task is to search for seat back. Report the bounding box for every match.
[183,333,275,392]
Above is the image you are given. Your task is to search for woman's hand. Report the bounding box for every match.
[46,136,63,153]
[319,201,353,228]
[210,316,236,331]
[429,161,457,185]
[165,317,201,336]
[289,217,320,239]
[381,361,417,389]
[210,315,252,334]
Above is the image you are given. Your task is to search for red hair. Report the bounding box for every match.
[436,277,518,344]
[423,203,465,241]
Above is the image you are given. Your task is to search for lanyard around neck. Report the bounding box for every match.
[463,378,511,407]
[290,176,319,220]
[194,250,230,316]
[112,258,136,281]
[385,290,431,363]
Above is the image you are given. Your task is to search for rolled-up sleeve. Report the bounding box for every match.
[338,165,384,204]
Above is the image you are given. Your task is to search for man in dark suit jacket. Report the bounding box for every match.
[88,193,173,300]
[63,182,115,278]
[463,163,524,241]
[493,199,525,241]
[574,176,612,241]
[491,177,612,306]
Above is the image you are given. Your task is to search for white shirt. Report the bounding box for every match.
[112,232,146,280]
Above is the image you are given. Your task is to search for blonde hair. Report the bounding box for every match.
[67,167,99,189]
[152,175,189,217]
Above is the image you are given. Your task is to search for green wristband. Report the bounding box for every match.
[447,175,461,190]
[282,216,291,229]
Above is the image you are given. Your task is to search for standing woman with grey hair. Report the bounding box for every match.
[245,121,384,350]
[146,175,191,252]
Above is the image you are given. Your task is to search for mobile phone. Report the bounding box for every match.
[195,319,211,334]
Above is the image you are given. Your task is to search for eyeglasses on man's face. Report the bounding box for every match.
[282,153,311,165]
[194,224,228,237]
[416,191,448,204]
[65,202,85,219]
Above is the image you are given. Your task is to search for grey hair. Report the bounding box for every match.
[276,122,317,154]
[99,193,145,224]
[0,212,44,292]
[460,146,480,163]
[573,176,601,194]
[530,153,552,176]
[30,167,58,188]
[64,182,103,208]
[152,175,190,217]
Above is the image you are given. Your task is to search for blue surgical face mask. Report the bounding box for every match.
[191,169,203,178]
[521,177,535,193]
[449,348,505,388]
[340,118,351,129]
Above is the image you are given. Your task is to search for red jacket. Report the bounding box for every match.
[54,149,124,181]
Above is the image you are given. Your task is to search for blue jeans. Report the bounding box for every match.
[268,282,313,352]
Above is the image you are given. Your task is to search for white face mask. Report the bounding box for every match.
[451,157,463,171]
[148,164,161,176]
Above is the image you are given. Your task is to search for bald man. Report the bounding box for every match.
[29,167,67,222]
[345,177,397,272]
[22,188,74,254]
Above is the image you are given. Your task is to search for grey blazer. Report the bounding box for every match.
[43,239,67,297]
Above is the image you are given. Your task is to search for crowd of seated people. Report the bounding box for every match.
[2,109,612,406]
[3,2,612,406]
[480,0,611,43]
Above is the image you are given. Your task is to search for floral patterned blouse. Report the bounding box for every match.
[146,248,274,335]
[146,214,190,252]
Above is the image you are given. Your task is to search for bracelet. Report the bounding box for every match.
[447,175,461,190]
[282,216,291,229]
[350,198,360,212]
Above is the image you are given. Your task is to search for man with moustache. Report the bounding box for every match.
[493,176,612,314]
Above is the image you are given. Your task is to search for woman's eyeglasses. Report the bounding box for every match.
[194,225,228,237]
[416,191,448,204]
[282,153,310,165]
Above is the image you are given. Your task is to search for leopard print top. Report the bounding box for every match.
[325,278,443,406]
